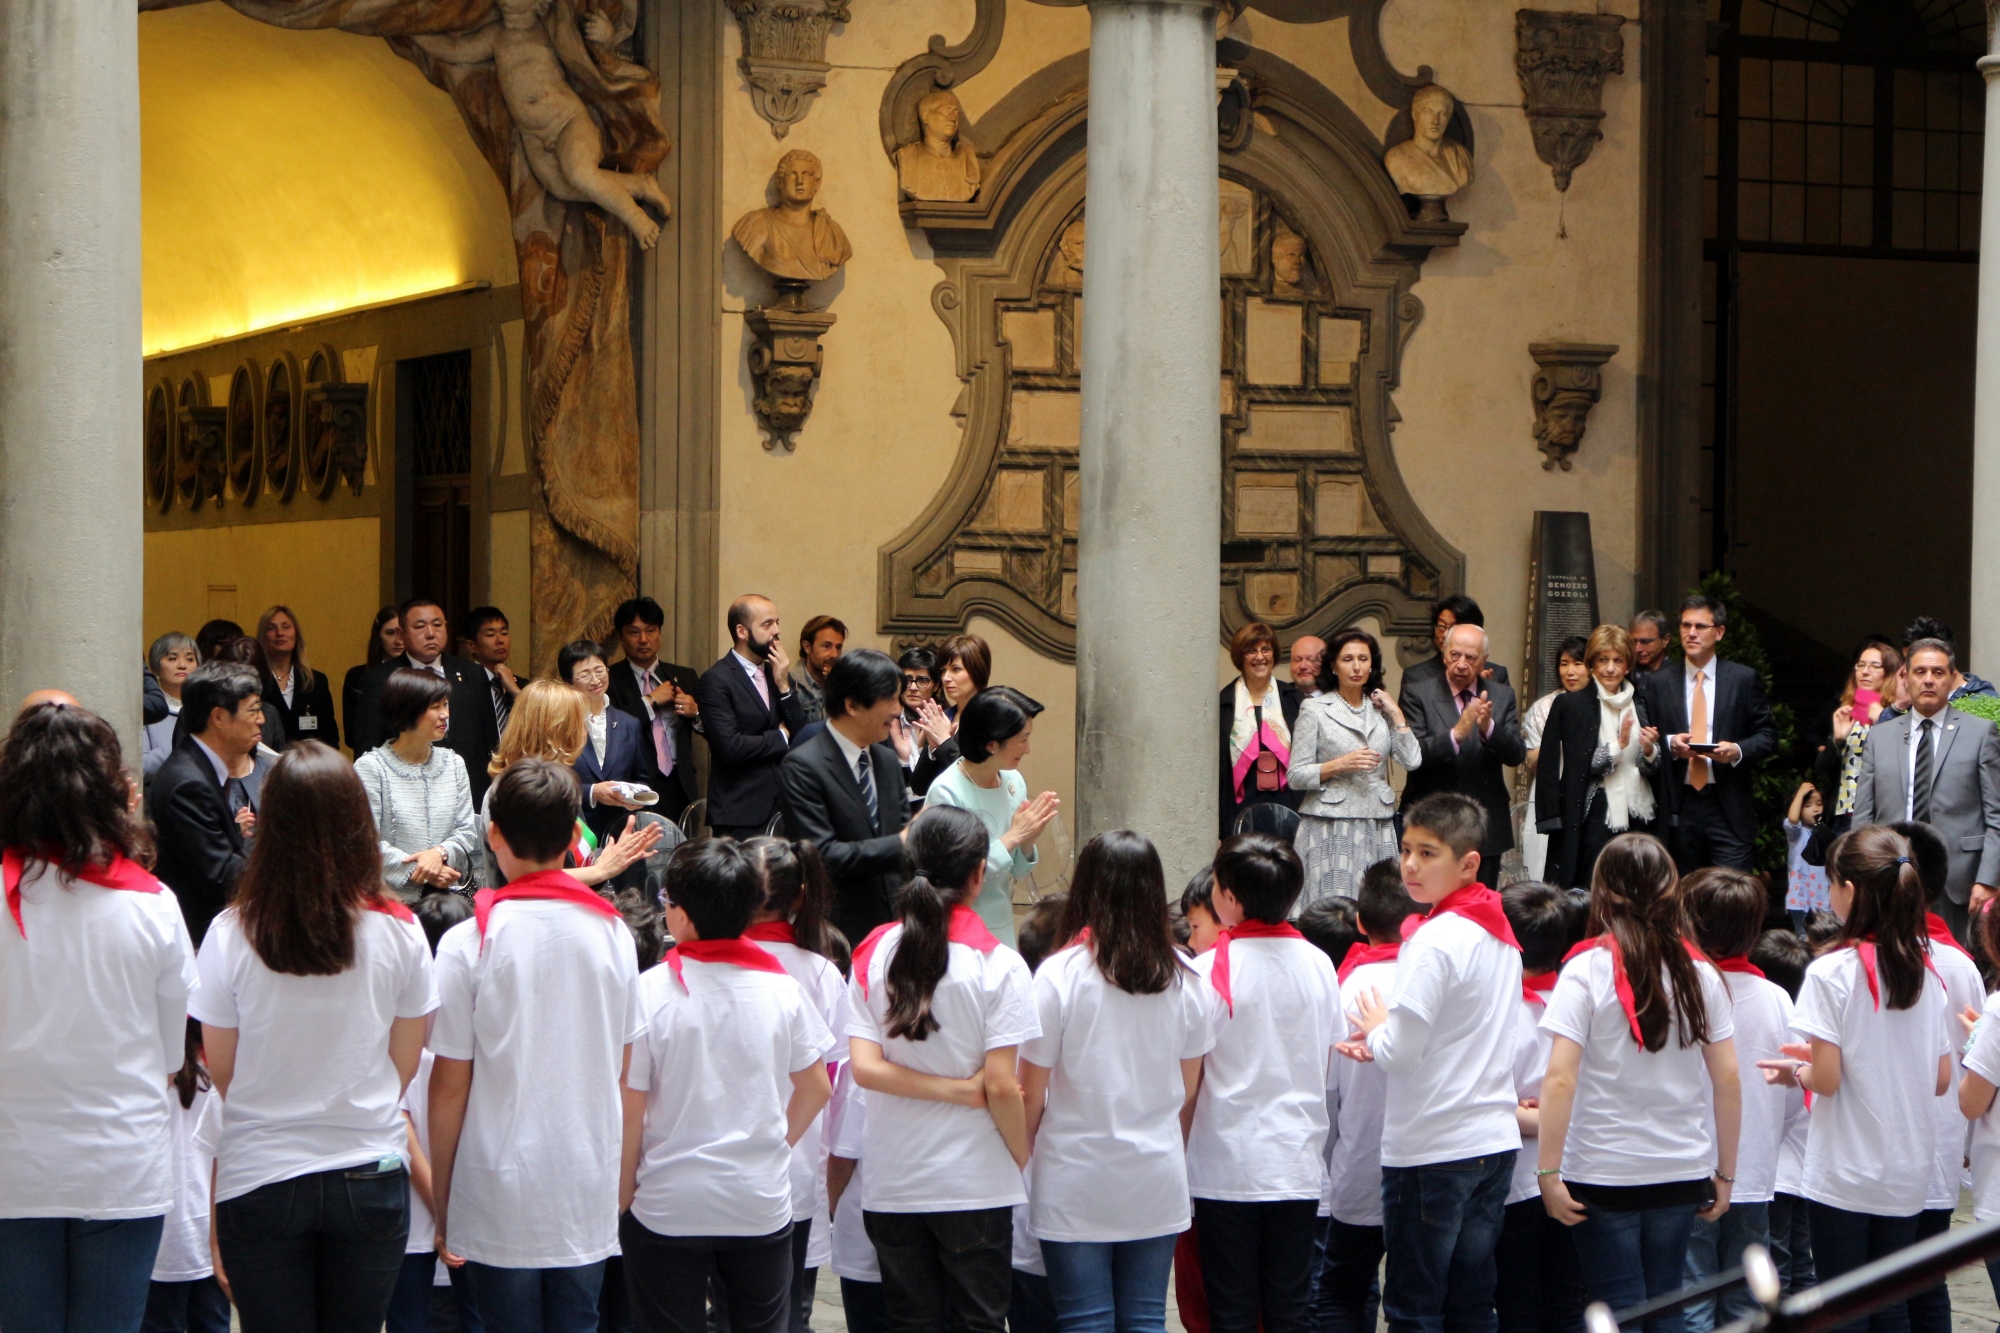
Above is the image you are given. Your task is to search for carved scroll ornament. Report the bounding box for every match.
[1515,10,1626,192]
[730,0,852,138]
[1529,341,1617,471]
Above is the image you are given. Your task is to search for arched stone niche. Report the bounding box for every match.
[878,50,1468,663]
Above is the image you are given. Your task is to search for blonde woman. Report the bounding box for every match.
[478,679,668,888]
[255,605,339,750]
[1534,624,1659,888]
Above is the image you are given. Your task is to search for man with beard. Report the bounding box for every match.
[695,594,807,838]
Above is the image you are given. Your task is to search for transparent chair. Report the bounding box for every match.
[1231,801,1302,844]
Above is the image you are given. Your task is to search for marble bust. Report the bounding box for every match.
[896,89,981,203]
[1385,84,1474,202]
[732,149,853,284]
[1271,226,1311,296]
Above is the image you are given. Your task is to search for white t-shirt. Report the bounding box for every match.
[628,956,835,1238]
[826,1065,878,1283]
[1540,948,1734,1187]
[1012,1179,1044,1276]
[1021,945,1215,1241]
[431,901,641,1267]
[846,927,1039,1213]
[1701,973,1793,1204]
[404,1050,441,1262]
[191,907,437,1203]
[154,1089,218,1281]
[1327,959,1399,1224]
[1960,991,2000,1220]
[753,935,845,1262]
[1368,915,1524,1168]
[1508,992,1553,1206]
[1187,936,1339,1200]
[1793,946,1948,1216]
[1928,943,1984,1210]
[0,863,197,1219]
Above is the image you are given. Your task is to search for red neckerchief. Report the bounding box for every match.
[1522,970,1559,1006]
[473,869,619,942]
[1337,941,1401,985]
[1928,913,1974,961]
[1421,885,1521,950]
[852,906,999,999]
[1210,919,1305,1015]
[1712,955,1764,978]
[1852,939,1943,1011]
[664,936,790,990]
[366,898,416,924]
[743,920,797,945]
[1563,934,1709,1047]
[4,849,160,937]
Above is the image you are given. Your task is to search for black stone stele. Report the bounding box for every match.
[1525,511,1600,701]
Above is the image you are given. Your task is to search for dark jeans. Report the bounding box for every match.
[1568,1201,1699,1333]
[1193,1197,1320,1333]
[1379,1152,1514,1333]
[1310,1218,1382,1333]
[621,1213,794,1333]
[1010,1267,1059,1333]
[1768,1194,1815,1294]
[387,1250,486,1333]
[1174,1227,1211,1333]
[217,1161,410,1333]
[1040,1235,1178,1333]
[1493,1200,1584,1333]
[1806,1203,1921,1333]
[788,1219,816,1333]
[1907,1209,1952,1333]
[1666,790,1754,873]
[865,1208,1014,1333]
[1683,1202,1771,1333]
[144,1276,233,1333]
[0,1214,166,1333]
[843,1279,889,1333]
[466,1260,607,1333]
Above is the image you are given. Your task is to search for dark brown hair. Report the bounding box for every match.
[1059,831,1183,996]
[746,836,837,958]
[1682,866,1766,961]
[379,667,452,741]
[0,703,151,874]
[1825,825,1930,1011]
[937,633,992,694]
[1589,833,1711,1052]
[884,806,989,1040]
[1227,621,1278,673]
[233,742,394,976]
[488,759,581,864]
[364,605,400,668]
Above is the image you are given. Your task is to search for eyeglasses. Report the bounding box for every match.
[903,676,933,688]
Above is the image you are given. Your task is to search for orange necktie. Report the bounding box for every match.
[1690,671,1711,791]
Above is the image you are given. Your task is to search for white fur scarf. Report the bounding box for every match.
[1595,681,1655,832]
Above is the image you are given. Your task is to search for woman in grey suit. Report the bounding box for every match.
[1288,628,1421,910]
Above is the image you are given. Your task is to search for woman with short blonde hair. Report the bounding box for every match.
[1536,623,1659,887]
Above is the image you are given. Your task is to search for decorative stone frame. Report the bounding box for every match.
[876,49,1469,662]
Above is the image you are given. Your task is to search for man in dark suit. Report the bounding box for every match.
[148,661,263,946]
[350,598,501,805]
[695,594,807,839]
[1636,595,1778,873]
[781,649,911,942]
[1401,623,1526,886]
[606,596,702,821]
[1397,595,1510,717]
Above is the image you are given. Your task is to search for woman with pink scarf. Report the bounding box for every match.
[1218,621,1305,838]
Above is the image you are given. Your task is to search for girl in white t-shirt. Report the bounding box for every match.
[1761,825,1949,1324]
[1536,833,1741,1333]
[847,806,1040,1333]
[189,743,438,1333]
[1019,829,1214,1333]
[745,835,850,1333]
[0,703,199,1333]
[144,1020,229,1333]
[1955,896,2000,1314]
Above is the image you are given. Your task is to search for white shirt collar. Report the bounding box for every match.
[407,654,446,678]
[1685,656,1716,685]
[732,649,764,679]
[827,722,869,776]
[628,658,660,685]
[191,735,232,787]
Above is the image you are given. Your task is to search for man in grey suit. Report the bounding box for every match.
[1400,623,1526,886]
[1854,636,2000,939]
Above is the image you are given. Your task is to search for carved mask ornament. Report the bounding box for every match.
[1529,341,1617,471]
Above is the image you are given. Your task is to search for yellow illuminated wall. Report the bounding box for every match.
[139,4,517,355]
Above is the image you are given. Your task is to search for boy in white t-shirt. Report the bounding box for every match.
[1954,900,2000,1319]
[620,838,835,1333]
[1343,794,1523,1333]
[429,760,643,1333]
[1187,834,1342,1333]
[143,1022,229,1333]
[1680,868,1797,1333]
[1748,928,1814,1295]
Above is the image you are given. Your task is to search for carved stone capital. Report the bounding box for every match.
[745,304,836,450]
[1529,341,1616,471]
[1515,10,1626,192]
[176,406,228,510]
[731,0,850,138]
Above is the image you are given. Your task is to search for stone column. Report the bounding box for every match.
[1972,27,2000,673]
[1073,0,1220,887]
[0,0,144,747]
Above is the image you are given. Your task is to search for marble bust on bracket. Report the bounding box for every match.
[896,89,982,203]
[732,148,853,287]
[1385,83,1474,221]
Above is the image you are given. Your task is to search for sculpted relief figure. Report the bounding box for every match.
[1385,84,1474,204]
[897,89,982,203]
[1271,226,1312,296]
[734,149,854,283]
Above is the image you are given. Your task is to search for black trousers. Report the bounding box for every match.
[215,1160,410,1333]
[864,1209,1013,1333]
[1493,1198,1585,1333]
[620,1215,795,1333]
[1194,1197,1320,1333]
[1666,787,1754,873]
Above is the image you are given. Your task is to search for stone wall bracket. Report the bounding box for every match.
[1515,10,1626,192]
[1529,341,1617,471]
[746,297,835,451]
[731,0,852,138]
[302,382,371,498]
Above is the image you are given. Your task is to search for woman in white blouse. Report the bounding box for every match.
[355,669,479,899]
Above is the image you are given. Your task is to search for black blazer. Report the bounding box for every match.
[262,669,339,751]
[1637,659,1778,843]
[605,657,701,816]
[694,652,806,829]
[780,726,911,943]
[1400,672,1527,858]
[1533,687,1656,887]
[146,737,248,947]
[1217,680,1305,838]
[351,654,501,806]
[342,663,375,757]
[574,705,646,843]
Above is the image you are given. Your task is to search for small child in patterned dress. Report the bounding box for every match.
[1783,781,1829,932]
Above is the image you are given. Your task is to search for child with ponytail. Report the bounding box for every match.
[1954,888,2000,1317]
[1761,824,1949,1329]
[845,805,1039,1333]
[745,836,848,1333]
[1535,833,1741,1333]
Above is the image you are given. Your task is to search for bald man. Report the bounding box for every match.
[1290,636,1326,698]
[694,594,806,838]
[18,689,81,715]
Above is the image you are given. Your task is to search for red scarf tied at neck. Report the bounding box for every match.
[664,936,789,990]
[852,905,999,999]
[1927,913,1974,961]
[1522,970,1559,1006]
[743,920,798,945]
[4,849,160,938]
[1209,919,1305,1015]
[473,869,621,945]
[1563,934,1709,1048]
[1419,885,1521,950]
[1337,941,1401,985]
[1852,939,1942,1011]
